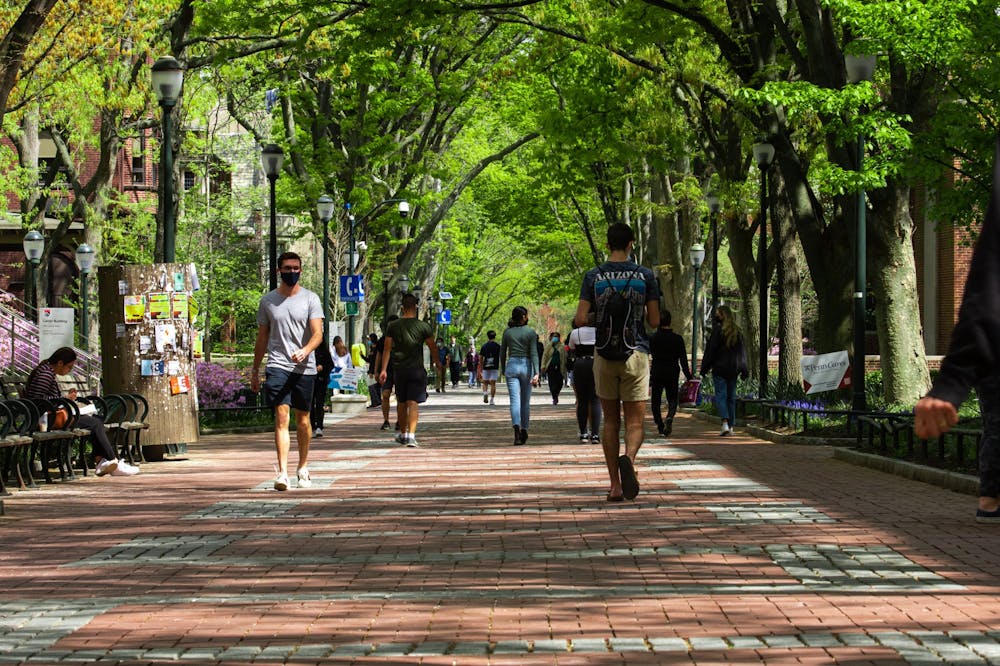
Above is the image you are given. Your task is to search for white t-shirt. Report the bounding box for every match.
[568,326,597,348]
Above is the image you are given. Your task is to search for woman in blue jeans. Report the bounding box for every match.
[501,306,540,445]
[699,305,749,436]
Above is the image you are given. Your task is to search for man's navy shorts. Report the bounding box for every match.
[263,368,315,412]
[394,366,428,404]
[381,369,395,394]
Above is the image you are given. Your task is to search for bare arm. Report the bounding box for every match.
[574,299,592,328]
[251,325,269,392]
[291,317,323,364]
[378,338,394,384]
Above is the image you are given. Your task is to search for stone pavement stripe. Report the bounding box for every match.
[0,631,992,662]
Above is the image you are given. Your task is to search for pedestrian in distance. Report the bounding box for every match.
[699,304,748,436]
[251,251,324,491]
[649,309,693,437]
[465,347,480,388]
[376,315,399,431]
[435,338,450,393]
[450,335,463,387]
[24,347,139,477]
[915,136,1000,523]
[568,323,602,442]
[331,336,353,377]
[479,330,502,405]
[575,222,660,501]
[310,340,334,438]
[364,332,382,408]
[501,306,540,445]
[541,331,567,404]
[379,292,442,447]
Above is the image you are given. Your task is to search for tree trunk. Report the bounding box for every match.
[773,176,802,389]
[868,184,931,405]
[727,214,761,383]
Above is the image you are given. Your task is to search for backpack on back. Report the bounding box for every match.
[595,268,640,361]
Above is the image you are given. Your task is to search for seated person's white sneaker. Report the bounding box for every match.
[95,459,119,477]
[112,461,140,476]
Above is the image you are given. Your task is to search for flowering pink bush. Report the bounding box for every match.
[195,361,248,408]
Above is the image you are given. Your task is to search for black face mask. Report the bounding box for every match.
[280,271,301,287]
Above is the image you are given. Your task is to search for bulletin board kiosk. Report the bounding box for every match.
[97,263,200,460]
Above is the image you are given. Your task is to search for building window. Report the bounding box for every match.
[131,135,145,184]
[183,171,196,190]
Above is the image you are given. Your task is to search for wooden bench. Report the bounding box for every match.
[0,400,34,493]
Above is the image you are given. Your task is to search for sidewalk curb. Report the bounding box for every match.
[687,407,977,496]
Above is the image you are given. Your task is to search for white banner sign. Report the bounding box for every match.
[800,351,850,395]
[38,307,75,361]
[328,366,363,392]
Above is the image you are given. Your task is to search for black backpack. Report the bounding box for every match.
[595,267,640,361]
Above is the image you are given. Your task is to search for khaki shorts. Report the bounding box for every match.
[595,352,649,403]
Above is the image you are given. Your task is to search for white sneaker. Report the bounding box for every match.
[112,461,140,476]
[720,422,731,436]
[297,468,312,488]
[489,398,495,405]
[95,459,119,477]
[405,435,419,448]
[274,473,289,491]
[312,428,323,438]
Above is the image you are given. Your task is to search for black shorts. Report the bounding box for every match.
[263,368,315,412]
[394,366,428,404]
[381,369,395,394]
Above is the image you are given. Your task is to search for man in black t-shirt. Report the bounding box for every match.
[649,309,693,437]
[478,330,502,405]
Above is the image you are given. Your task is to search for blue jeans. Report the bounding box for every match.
[713,375,737,426]
[976,376,1000,498]
[505,357,533,430]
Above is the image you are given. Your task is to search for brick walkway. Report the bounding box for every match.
[1,384,999,664]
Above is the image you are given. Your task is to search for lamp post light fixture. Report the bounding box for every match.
[752,141,775,399]
[706,195,722,323]
[845,51,877,412]
[398,274,410,294]
[150,56,184,263]
[317,194,336,343]
[689,243,706,373]
[22,229,44,319]
[260,143,284,291]
[74,243,96,349]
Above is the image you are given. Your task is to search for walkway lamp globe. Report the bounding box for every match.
[398,275,410,294]
[22,229,44,318]
[151,56,184,263]
[752,142,775,399]
[398,200,410,218]
[689,243,706,373]
[260,143,284,290]
[705,194,722,322]
[317,194,335,343]
[845,50,877,412]
[75,243,96,348]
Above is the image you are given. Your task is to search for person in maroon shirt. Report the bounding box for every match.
[24,347,138,477]
[915,137,1000,523]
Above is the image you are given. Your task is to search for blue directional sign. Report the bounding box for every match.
[437,308,452,325]
[339,275,365,302]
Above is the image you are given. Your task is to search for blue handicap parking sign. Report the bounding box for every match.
[339,275,365,302]
[437,309,452,325]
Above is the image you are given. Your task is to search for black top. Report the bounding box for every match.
[314,343,335,380]
[480,341,501,369]
[700,328,748,381]
[929,137,1000,407]
[649,328,692,381]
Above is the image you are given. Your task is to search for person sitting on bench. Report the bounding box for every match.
[24,347,139,477]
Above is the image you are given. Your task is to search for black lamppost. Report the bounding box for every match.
[706,195,722,322]
[382,269,393,330]
[22,230,44,319]
[74,243,95,349]
[260,144,284,291]
[317,195,336,344]
[689,243,706,372]
[150,56,184,263]
[846,52,877,412]
[752,142,775,399]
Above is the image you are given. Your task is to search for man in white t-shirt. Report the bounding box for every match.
[252,252,323,491]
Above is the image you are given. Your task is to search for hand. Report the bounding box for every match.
[250,372,261,393]
[379,370,387,385]
[914,396,959,439]
[291,348,308,363]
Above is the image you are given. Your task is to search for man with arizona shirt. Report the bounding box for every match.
[252,251,324,492]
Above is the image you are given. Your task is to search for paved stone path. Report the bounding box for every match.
[2,385,999,664]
